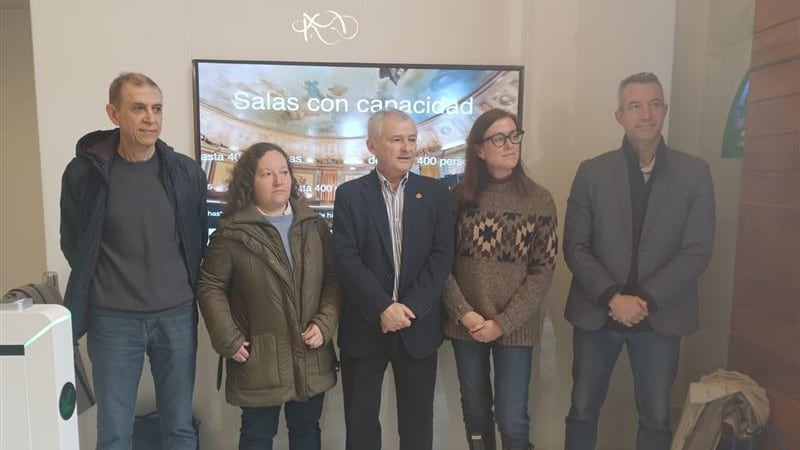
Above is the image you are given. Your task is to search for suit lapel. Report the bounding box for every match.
[400,174,422,281]
[641,147,672,241]
[361,171,394,263]
[611,150,633,242]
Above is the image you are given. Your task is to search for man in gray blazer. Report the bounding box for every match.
[563,72,715,450]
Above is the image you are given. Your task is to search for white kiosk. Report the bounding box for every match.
[0,298,79,450]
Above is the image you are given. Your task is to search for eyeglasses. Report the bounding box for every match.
[480,130,525,147]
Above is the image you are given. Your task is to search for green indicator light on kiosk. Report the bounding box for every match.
[23,314,71,348]
[59,382,77,420]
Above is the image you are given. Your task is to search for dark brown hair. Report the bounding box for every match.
[223,142,300,217]
[457,108,530,207]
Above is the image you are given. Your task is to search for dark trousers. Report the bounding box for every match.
[564,327,681,450]
[239,393,325,450]
[341,335,438,450]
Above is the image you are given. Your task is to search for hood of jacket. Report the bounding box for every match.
[75,128,177,164]
[218,197,321,231]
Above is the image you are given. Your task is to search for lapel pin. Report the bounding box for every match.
[415,192,423,199]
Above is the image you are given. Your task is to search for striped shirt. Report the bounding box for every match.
[376,170,409,301]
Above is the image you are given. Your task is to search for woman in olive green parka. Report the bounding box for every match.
[197,142,340,450]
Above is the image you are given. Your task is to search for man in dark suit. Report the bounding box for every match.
[332,109,454,450]
[563,72,715,450]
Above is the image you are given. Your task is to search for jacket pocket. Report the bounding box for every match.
[234,332,282,390]
[314,342,337,374]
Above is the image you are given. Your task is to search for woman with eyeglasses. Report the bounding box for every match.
[196,142,340,450]
[444,109,557,450]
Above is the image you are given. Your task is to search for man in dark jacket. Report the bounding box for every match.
[332,109,454,450]
[60,72,207,450]
[563,72,715,450]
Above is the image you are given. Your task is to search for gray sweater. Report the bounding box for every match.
[443,178,557,346]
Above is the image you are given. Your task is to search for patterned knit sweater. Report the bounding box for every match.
[443,178,558,346]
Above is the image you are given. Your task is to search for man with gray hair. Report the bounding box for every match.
[60,72,207,449]
[333,109,454,450]
[563,72,715,450]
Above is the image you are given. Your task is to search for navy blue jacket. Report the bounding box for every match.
[60,129,208,340]
[332,171,454,359]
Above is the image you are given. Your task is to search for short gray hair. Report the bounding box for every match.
[367,109,414,140]
[617,72,663,109]
[109,72,161,107]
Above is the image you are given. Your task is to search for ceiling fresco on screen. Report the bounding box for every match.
[197,63,517,139]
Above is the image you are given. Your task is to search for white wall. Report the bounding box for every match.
[669,0,753,402]
[28,1,680,448]
[523,0,680,446]
[0,0,46,293]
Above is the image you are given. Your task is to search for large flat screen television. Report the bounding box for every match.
[193,60,524,231]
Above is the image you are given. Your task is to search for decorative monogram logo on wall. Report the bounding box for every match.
[291,10,359,45]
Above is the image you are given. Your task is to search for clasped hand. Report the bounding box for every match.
[460,311,504,343]
[380,302,416,333]
[301,323,324,349]
[608,294,649,327]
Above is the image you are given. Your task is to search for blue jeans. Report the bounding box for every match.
[87,305,198,450]
[239,393,325,450]
[452,339,533,449]
[564,327,681,450]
